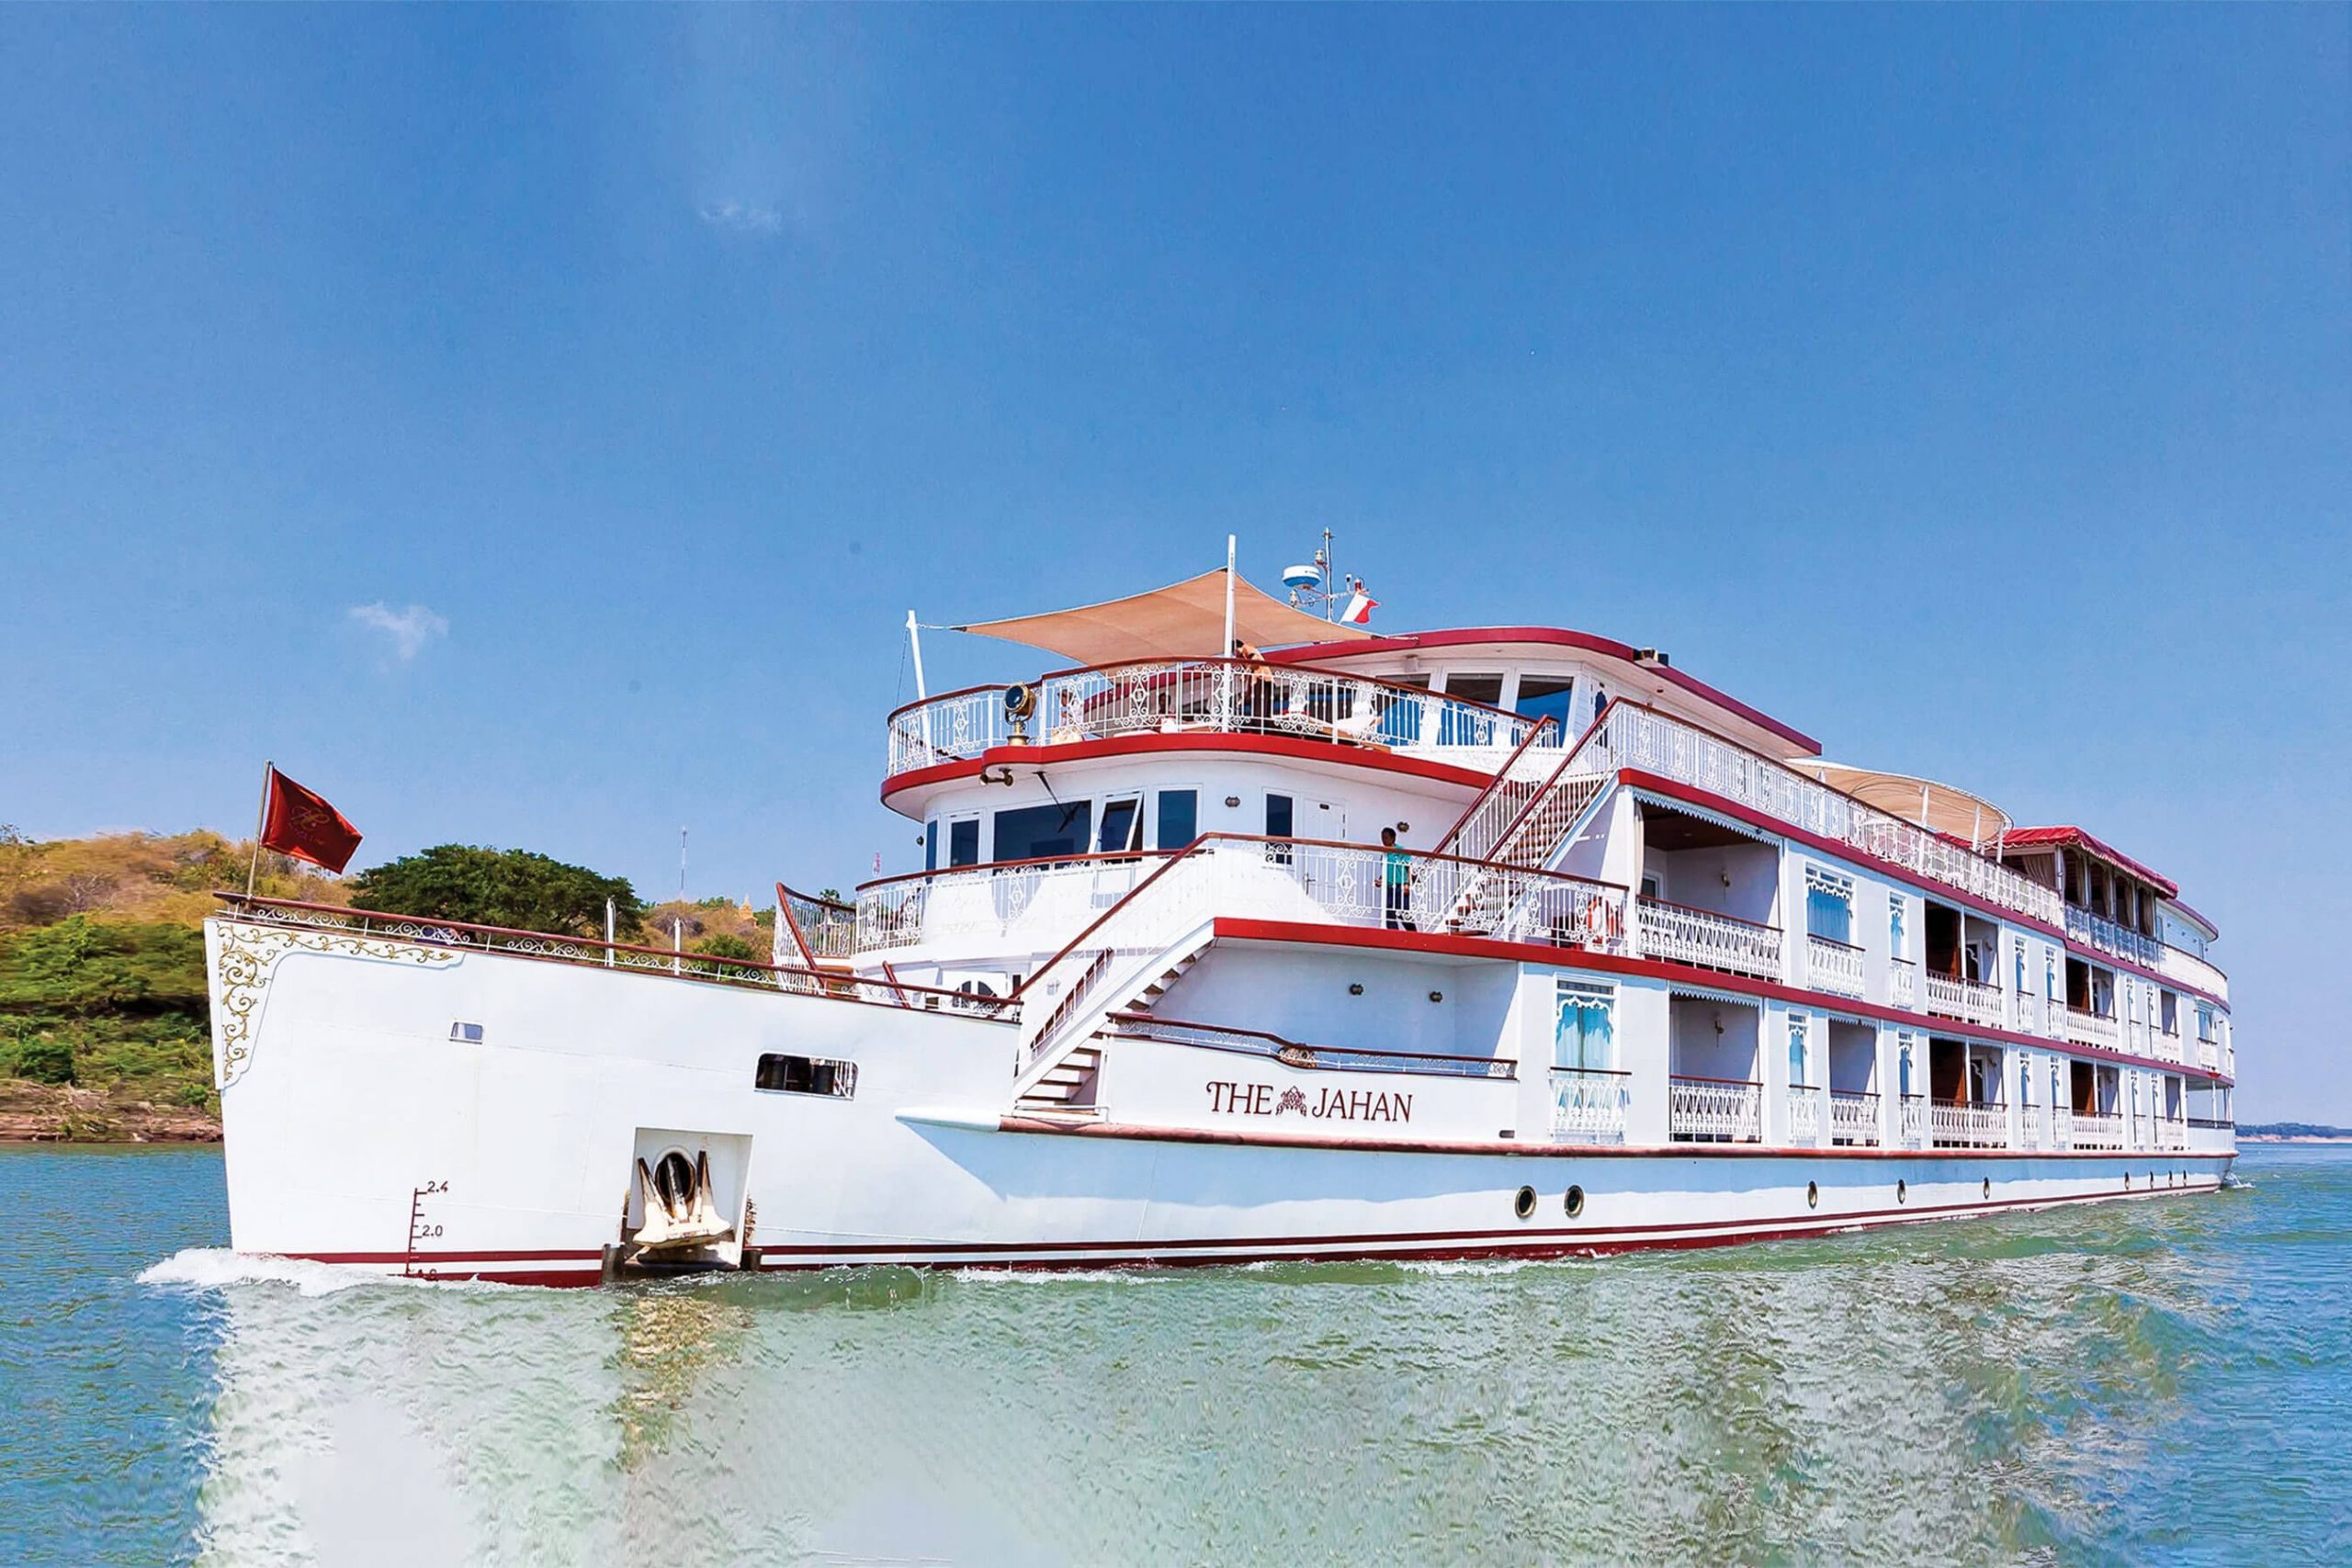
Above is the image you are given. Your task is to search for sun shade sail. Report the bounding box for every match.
[955,568,1373,665]
[1791,761,2012,845]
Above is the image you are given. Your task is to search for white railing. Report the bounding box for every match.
[1829,1089,1880,1146]
[2018,1108,2041,1150]
[780,886,854,962]
[1804,935,1864,998]
[2052,1106,2073,1149]
[857,853,1169,954]
[2065,1009,2121,1050]
[2158,942,2230,1004]
[1900,1095,1927,1149]
[2064,904,2164,968]
[2013,992,2039,1035]
[1636,897,1781,980]
[1924,971,2005,1029]
[887,659,1538,776]
[2198,1040,2220,1071]
[2069,1111,2125,1150]
[1788,1084,1824,1146]
[1931,1102,2008,1149]
[1668,1076,1762,1143]
[1891,958,1917,1009]
[1584,705,2063,925]
[1549,1068,1630,1144]
[2158,1118,2188,1150]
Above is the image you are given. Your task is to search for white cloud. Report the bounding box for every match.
[347,602,448,662]
[696,200,785,236]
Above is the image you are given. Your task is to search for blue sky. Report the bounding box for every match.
[2,8,2345,1118]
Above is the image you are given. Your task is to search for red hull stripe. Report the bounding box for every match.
[1214,916,2233,1085]
[881,732,1490,803]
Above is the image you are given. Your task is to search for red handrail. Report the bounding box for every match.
[857,847,1174,895]
[1432,713,1561,852]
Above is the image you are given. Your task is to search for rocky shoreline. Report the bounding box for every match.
[0,1080,221,1144]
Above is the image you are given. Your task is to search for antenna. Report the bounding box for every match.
[1283,527,1371,624]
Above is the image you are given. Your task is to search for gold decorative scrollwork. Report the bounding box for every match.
[212,921,460,1091]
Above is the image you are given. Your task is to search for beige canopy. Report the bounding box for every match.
[1792,761,2013,846]
[955,568,1371,666]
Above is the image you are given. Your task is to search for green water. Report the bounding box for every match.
[1,1144,2344,1564]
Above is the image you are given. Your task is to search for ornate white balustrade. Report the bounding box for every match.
[2018,1109,2042,1150]
[2197,1039,2221,1071]
[2158,1118,2188,1151]
[1930,1102,2008,1149]
[1549,1068,1630,1144]
[1788,1085,1824,1146]
[1900,1095,1927,1149]
[886,658,1537,776]
[2066,1009,2121,1050]
[1829,1089,1880,1146]
[2064,904,2164,968]
[1668,1076,1762,1143]
[1636,897,1781,981]
[1583,705,2063,925]
[2068,1111,2125,1150]
[1890,959,1917,1009]
[1925,971,2005,1029]
[1804,935,1864,998]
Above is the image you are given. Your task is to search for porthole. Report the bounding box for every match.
[2123,1172,2132,1190]
[1565,1184,1586,1219]
[1983,1177,1992,1200]
[1806,1180,1819,1210]
[1513,1185,1537,1220]
[1895,1179,1907,1204]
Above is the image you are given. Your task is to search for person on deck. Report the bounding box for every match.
[1380,827,1417,931]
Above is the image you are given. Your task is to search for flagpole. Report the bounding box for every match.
[245,760,273,898]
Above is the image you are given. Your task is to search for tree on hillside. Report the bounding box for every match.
[349,845,645,938]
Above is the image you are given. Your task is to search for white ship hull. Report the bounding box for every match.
[207,914,2231,1288]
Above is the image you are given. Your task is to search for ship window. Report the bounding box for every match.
[1265,794,1294,838]
[924,819,940,873]
[1514,675,1575,728]
[1804,870,1852,944]
[1444,672,1505,707]
[2161,990,2179,1035]
[754,1053,857,1098]
[993,801,1090,863]
[449,1021,484,1043]
[1156,788,1198,851]
[1098,795,1142,854]
[947,818,980,868]
[1554,980,1617,1072]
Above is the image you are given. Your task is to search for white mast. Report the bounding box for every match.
[906,610,928,700]
[1221,535,1237,654]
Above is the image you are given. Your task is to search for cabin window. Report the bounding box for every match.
[1513,675,1576,730]
[1804,869,1852,944]
[1156,789,1198,851]
[1554,980,1616,1072]
[754,1053,857,1098]
[1897,1034,1915,1097]
[1639,872,1661,900]
[947,818,980,868]
[1889,897,1907,961]
[924,819,940,873]
[1097,795,1142,854]
[2045,950,2060,1000]
[2196,1004,2215,1043]
[2161,990,2179,1035]
[2013,942,2027,995]
[1787,1014,1810,1088]
[993,801,1091,863]
[1264,794,1295,865]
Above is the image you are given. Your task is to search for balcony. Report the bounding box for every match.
[1637,897,1782,981]
[2158,1118,2188,1151]
[1789,1084,1824,1146]
[1899,1094,1927,1149]
[885,658,1540,777]
[1804,934,1865,998]
[1549,1067,1630,1144]
[1931,1102,2008,1149]
[1925,971,2005,1029]
[1829,1089,1881,1146]
[2067,1111,2125,1150]
[1668,1075,1762,1143]
[2198,1038,2221,1071]
[1890,958,1917,1009]
[2064,904,2163,968]
[2065,1008,2121,1051]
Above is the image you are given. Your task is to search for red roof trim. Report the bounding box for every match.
[1270,626,1822,757]
[880,731,1493,806]
[1214,918,2233,1085]
[2000,826,2180,899]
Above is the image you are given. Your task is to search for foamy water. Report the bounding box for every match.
[6,1144,2350,1565]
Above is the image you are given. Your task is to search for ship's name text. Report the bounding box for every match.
[1204,1081,1413,1123]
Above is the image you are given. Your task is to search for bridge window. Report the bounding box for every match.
[1514,675,1576,729]
[947,818,979,868]
[1098,795,1142,854]
[994,802,1089,863]
[1156,788,1198,850]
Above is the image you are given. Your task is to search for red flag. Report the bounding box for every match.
[260,767,364,874]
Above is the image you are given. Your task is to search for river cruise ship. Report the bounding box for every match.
[205,566,2238,1285]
